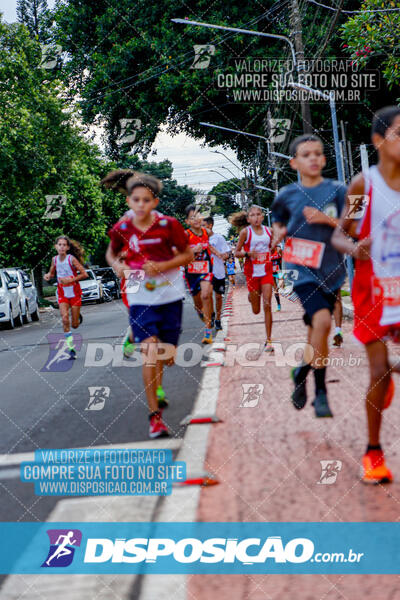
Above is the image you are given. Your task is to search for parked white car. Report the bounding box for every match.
[0,269,23,329]
[5,268,40,323]
[79,269,104,303]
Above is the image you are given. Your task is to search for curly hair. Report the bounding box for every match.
[101,169,162,197]
[56,236,85,263]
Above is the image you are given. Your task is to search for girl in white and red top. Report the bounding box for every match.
[44,236,87,358]
[332,105,400,484]
[233,205,275,353]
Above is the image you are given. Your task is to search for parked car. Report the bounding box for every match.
[93,267,120,299]
[5,268,40,323]
[79,269,104,303]
[0,269,23,329]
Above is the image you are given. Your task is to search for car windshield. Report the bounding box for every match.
[5,271,18,284]
[97,271,114,281]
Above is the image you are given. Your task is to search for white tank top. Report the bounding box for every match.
[367,165,400,325]
[245,226,272,277]
[55,254,75,298]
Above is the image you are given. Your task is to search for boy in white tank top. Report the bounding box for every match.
[333,106,400,484]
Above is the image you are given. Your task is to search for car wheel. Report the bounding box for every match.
[22,302,31,324]
[15,309,23,327]
[6,306,15,329]
[31,307,40,321]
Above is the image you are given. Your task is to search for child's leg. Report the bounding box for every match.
[71,305,81,329]
[141,336,160,414]
[310,308,331,368]
[215,291,223,320]
[333,293,343,329]
[192,291,203,316]
[248,290,261,314]
[261,283,273,340]
[200,280,213,328]
[59,303,71,332]
[273,278,281,307]
[365,340,390,446]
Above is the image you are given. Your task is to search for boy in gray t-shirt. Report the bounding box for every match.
[271,134,346,419]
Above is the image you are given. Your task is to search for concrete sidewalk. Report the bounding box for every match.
[190,280,400,600]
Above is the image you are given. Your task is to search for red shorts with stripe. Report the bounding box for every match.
[57,284,82,307]
[246,272,273,293]
[352,261,400,345]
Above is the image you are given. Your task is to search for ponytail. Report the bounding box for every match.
[229,211,248,230]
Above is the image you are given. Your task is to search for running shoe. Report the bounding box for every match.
[197,311,205,322]
[79,313,83,325]
[215,319,222,331]
[383,377,395,410]
[362,450,393,484]
[149,412,169,439]
[211,312,215,328]
[312,391,333,418]
[202,328,213,344]
[69,348,76,360]
[156,385,169,409]
[291,367,308,410]
[123,335,136,358]
[264,341,274,353]
[275,305,281,312]
[333,332,343,347]
[65,335,76,358]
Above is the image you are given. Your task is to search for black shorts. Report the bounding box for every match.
[295,283,339,326]
[129,300,183,345]
[212,276,226,295]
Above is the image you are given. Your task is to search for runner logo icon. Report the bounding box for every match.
[240,383,264,408]
[317,460,342,484]
[42,529,82,567]
[41,334,82,372]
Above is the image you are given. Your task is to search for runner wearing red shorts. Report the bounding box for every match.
[233,205,274,353]
[44,236,87,358]
[333,106,400,484]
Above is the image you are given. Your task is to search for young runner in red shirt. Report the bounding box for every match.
[233,205,275,353]
[106,171,193,438]
[44,236,87,358]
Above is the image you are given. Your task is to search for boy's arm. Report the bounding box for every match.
[208,244,223,260]
[105,241,129,278]
[303,207,339,228]
[271,222,287,252]
[331,174,371,260]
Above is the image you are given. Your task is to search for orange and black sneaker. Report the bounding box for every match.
[383,377,395,410]
[361,449,393,484]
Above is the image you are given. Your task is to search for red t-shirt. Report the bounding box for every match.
[108,214,188,269]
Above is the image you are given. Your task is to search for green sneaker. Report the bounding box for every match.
[123,335,136,358]
[156,385,169,409]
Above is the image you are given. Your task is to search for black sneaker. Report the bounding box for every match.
[211,312,215,328]
[69,348,76,360]
[79,313,83,325]
[333,332,343,347]
[312,391,333,418]
[291,367,307,410]
[197,311,204,322]
[215,319,222,331]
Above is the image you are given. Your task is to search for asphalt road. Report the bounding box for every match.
[0,295,205,522]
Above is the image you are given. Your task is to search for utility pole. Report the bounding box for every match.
[290,0,313,133]
[267,109,279,197]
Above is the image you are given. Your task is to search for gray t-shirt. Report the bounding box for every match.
[271,179,346,292]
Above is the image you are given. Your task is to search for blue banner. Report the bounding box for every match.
[0,522,398,574]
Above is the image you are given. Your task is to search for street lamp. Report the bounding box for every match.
[171,19,297,67]
[209,169,242,191]
[211,150,246,175]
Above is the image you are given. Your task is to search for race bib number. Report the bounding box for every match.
[253,252,270,265]
[373,276,400,307]
[187,261,209,274]
[283,238,325,269]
